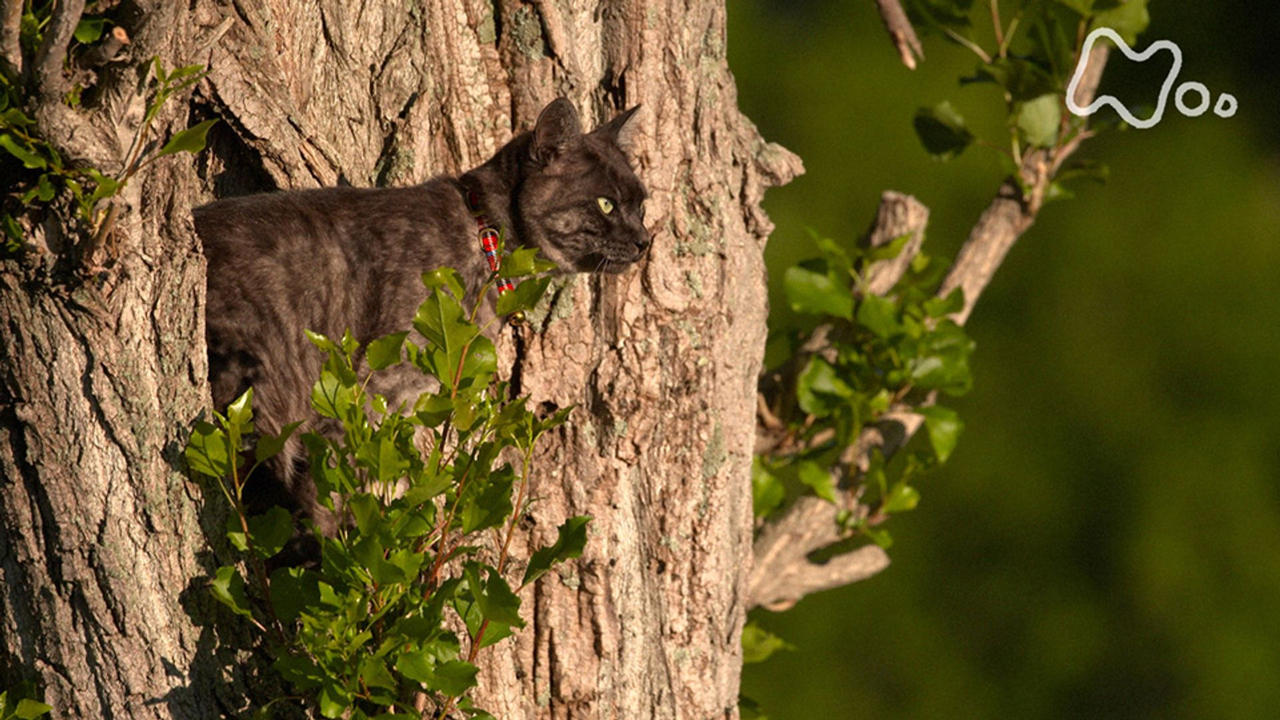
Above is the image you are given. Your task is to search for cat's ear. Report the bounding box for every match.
[594,105,642,148]
[531,98,582,164]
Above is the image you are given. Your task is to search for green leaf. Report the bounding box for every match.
[458,464,514,534]
[156,119,217,158]
[85,170,119,208]
[457,334,497,389]
[73,16,106,44]
[866,232,912,262]
[255,420,302,463]
[0,108,35,128]
[0,134,46,169]
[185,420,230,478]
[882,482,921,514]
[907,321,975,395]
[499,246,555,278]
[269,566,320,622]
[795,357,853,418]
[496,275,551,316]
[317,682,349,718]
[863,526,893,549]
[917,404,964,462]
[311,370,355,419]
[210,565,253,619]
[413,285,479,389]
[395,649,434,684]
[812,233,853,274]
[522,515,591,586]
[226,387,253,429]
[246,506,293,558]
[913,102,973,160]
[467,564,524,627]
[783,261,852,319]
[797,460,837,504]
[751,457,785,518]
[1015,94,1061,148]
[367,331,408,371]
[421,267,466,299]
[305,329,340,354]
[856,294,903,339]
[742,621,793,664]
[414,393,454,427]
[429,660,479,697]
[360,657,398,691]
[347,492,381,535]
[275,654,325,690]
[922,288,964,319]
[962,57,1056,102]
[13,698,53,720]
[1092,0,1150,44]
[225,513,249,552]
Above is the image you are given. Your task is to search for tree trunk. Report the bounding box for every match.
[0,1,800,717]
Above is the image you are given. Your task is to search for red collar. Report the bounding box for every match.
[464,188,514,296]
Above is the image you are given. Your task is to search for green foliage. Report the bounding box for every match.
[1,2,215,257]
[759,230,975,549]
[742,621,795,665]
[186,267,588,718]
[909,0,1148,169]
[0,684,51,720]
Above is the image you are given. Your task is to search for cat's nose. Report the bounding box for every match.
[633,231,652,253]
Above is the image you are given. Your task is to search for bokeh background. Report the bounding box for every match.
[728,2,1280,718]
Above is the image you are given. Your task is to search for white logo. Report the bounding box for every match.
[1065,27,1237,129]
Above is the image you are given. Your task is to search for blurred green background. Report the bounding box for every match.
[728,2,1280,718]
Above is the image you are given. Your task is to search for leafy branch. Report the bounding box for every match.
[187,260,586,719]
[748,0,1142,612]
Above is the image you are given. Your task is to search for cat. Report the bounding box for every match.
[195,98,649,532]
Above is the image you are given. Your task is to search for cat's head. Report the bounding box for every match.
[514,99,650,274]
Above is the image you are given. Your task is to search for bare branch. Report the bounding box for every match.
[28,0,85,100]
[751,496,889,611]
[873,0,924,70]
[862,190,929,296]
[749,45,1113,611]
[1,0,21,78]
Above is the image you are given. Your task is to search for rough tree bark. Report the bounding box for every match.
[1,0,800,718]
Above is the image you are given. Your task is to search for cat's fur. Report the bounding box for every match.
[195,99,648,527]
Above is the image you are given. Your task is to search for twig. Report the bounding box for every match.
[873,0,924,70]
[989,0,1004,54]
[943,26,991,64]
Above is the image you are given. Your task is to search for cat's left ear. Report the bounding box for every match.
[532,98,583,164]
[594,105,642,148]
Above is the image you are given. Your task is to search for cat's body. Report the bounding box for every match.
[196,99,647,526]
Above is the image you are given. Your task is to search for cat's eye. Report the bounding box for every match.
[596,197,615,215]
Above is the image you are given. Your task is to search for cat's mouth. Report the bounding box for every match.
[588,248,646,274]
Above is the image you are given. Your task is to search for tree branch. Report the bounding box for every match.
[1,0,21,79]
[28,0,85,101]
[748,43,1112,612]
[940,43,1109,324]
[873,0,924,70]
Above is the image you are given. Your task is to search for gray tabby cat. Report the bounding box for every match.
[196,98,648,529]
